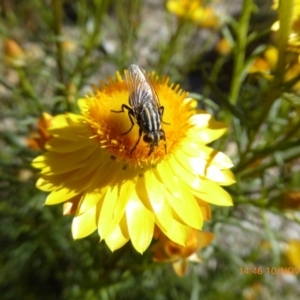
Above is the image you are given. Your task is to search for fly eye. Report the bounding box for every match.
[143,134,154,144]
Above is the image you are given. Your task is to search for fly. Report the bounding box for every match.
[111,64,167,155]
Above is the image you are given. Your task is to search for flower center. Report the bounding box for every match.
[82,73,193,167]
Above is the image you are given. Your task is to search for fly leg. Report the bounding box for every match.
[130,127,143,154]
[160,129,167,154]
[148,144,155,156]
[159,106,164,115]
[111,104,132,114]
[111,104,135,134]
[160,106,170,125]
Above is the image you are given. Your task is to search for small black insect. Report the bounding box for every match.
[111,64,167,155]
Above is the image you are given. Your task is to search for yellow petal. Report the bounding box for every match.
[197,145,234,169]
[143,170,173,232]
[177,192,203,227]
[45,187,81,205]
[168,155,201,188]
[189,114,228,143]
[181,142,208,159]
[189,157,235,184]
[105,229,129,252]
[163,219,190,246]
[175,151,235,185]
[46,137,93,153]
[51,113,84,128]
[98,186,119,226]
[78,98,89,112]
[49,125,90,141]
[55,150,104,181]
[56,156,117,196]
[126,191,154,254]
[87,156,121,191]
[38,172,68,189]
[105,217,129,252]
[176,143,234,170]
[49,127,90,140]
[72,205,97,239]
[190,113,212,128]
[156,163,203,229]
[192,127,227,144]
[36,177,55,191]
[172,259,188,277]
[76,191,103,215]
[196,199,211,221]
[32,155,47,169]
[208,151,234,169]
[166,188,203,229]
[192,113,227,130]
[198,231,214,249]
[213,169,236,186]
[192,179,233,206]
[40,146,98,175]
[48,114,69,128]
[99,179,135,239]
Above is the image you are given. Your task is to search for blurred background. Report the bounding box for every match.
[1,0,300,299]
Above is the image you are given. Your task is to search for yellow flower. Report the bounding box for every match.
[215,37,232,56]
[284,240,300,267]
[152,228,214,276]
[243,282,265,300]
[166,0,219,28]
[4,38,26,67]
[272,0,300,50]
[281,191,300,210]
[249,46,300,92]
[32,67,235,254]
[248,46,278,75]
[27,113,53,150]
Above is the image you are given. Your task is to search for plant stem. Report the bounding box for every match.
[51,0,64,85]
[228,0,253,105]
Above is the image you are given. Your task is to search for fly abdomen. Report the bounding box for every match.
[138,102,161,134]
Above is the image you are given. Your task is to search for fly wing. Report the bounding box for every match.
[139,66,161,110]
[125,64,161,110]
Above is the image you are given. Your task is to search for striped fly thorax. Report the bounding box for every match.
[111,64,167,155]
